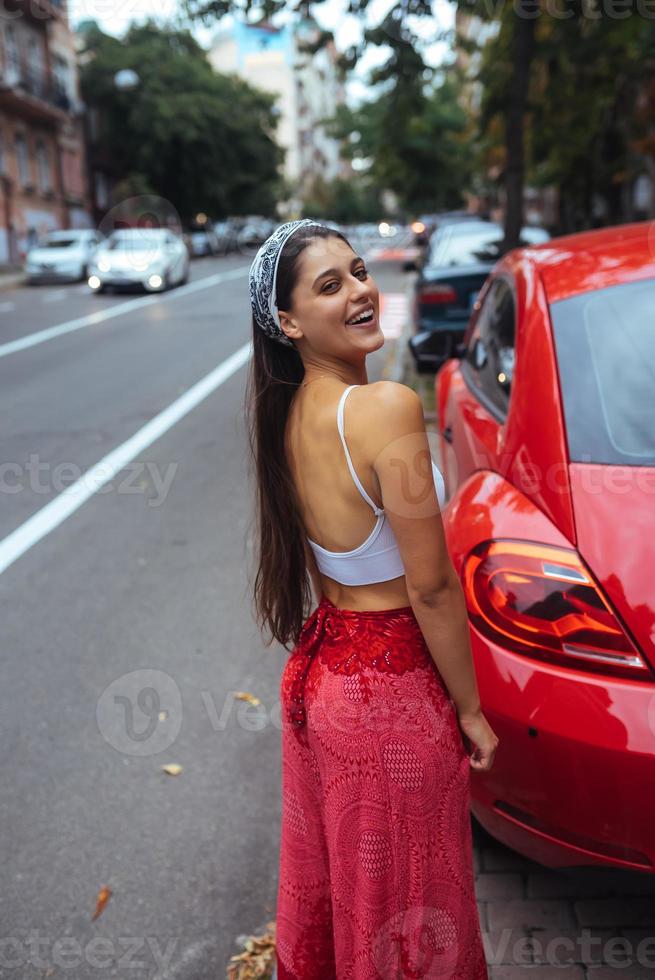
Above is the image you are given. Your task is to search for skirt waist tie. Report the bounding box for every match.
[287,599,343,730]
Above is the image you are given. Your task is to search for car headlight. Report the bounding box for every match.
[96,257,111,273]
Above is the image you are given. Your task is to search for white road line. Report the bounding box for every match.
[0,266,249,360]
[0,340,252,577]
[0,301,15,314]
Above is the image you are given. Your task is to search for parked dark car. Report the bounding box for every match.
[409,210,482,248]
[408,220,550,372]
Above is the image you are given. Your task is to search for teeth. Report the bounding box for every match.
[348,309,373,324]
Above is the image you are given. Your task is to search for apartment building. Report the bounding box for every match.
[0,0,91,265]
[209,19,347,213]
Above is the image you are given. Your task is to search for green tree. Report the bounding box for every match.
[301,174,383,222]
[79,21,284,222]
[476,10,655,231]
[185,0,529,243]
[324,13,471,215]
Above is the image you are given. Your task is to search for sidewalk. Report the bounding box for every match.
[0,267,25,292]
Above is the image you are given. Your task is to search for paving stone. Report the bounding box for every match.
[621,930,655,961]
[575,897,655,928]
[483,929,533,967]
[490,966,586,979]
[476,873,526,901]
[584,966,655,978]
[527,871,617,900]
[527,928,616,965]
[488,899,577,932]
[483,847,541,873]
[608,873,655,898]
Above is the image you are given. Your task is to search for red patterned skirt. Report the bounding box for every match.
[276,593,488,980]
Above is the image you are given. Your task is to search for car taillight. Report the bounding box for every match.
[419,283,457,305]
[462,540,651,678]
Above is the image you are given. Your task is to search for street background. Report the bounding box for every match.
[1,248,654,979]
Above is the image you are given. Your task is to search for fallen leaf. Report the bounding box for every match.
[92,885,112,920]
[226,921,276,979]
[233,691,261,707]
[161,763,183,776]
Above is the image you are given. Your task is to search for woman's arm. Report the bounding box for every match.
[304,540,324,606]
[362,381,482,717]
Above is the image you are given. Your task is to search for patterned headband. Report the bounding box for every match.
[249,219,322,348]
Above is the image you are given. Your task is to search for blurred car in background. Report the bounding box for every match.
[213,220,240,255]
[87,228,189,294]
[25,229,104,284]
[236,217,276,250]
[436,221,655,872]
[188,227,220,257]
[408,220,550,372]
[410,210,480,248]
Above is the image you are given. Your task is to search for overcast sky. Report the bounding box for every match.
[68,0,455,104]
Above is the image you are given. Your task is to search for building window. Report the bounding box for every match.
[36,139,50,192]
[4,25,21,82]
[53,53,71,97]
[15,133,31,187]
[27,35,45,96]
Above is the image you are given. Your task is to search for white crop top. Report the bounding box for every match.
[306,384,446,586]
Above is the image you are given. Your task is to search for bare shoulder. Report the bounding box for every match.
[353,381,425,449]
[355,380,423,416]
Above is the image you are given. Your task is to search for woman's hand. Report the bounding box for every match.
[457,707,499,772]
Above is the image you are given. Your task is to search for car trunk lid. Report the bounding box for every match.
[569,463,655,671]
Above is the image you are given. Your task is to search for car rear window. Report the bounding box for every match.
[430,230,502,267]
[550,278,655,466]
[44,238,78,248]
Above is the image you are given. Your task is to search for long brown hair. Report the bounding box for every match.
[245,224,350,650]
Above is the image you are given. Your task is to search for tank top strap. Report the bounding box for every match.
[336,385,384,517]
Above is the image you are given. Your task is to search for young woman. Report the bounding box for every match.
[246,219,498,979]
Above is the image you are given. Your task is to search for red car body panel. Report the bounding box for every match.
[436,221,655,872]
[535,221,655,303]
[569,463,655,671]
[438,256,576,544]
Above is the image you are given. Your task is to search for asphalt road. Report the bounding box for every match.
[0,251,409,979]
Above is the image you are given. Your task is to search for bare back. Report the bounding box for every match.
[285,380,413,610]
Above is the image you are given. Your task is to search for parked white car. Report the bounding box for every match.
[25,229,104,284]
[87,229,190,294]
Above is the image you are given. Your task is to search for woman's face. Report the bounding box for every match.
[278,236,383,355]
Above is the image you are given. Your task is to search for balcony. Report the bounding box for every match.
[0,64,70,122]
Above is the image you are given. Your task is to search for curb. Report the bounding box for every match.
[0,273,25,293]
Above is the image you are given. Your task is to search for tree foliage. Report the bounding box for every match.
[183,0,655,234]
[79,21,284,221]
[301,174,383,222]
[324,12,471,214]
[472,6,655,230]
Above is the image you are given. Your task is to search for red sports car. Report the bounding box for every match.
[436,221,655,872]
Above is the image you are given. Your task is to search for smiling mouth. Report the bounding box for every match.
[346,306,376,326]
